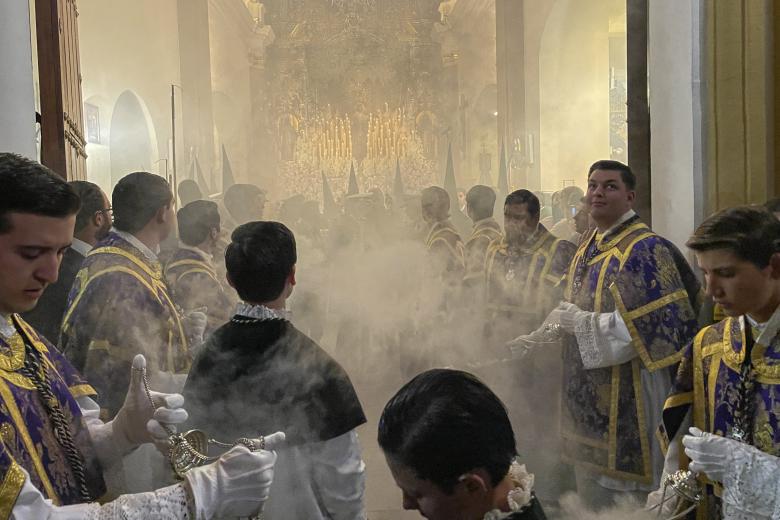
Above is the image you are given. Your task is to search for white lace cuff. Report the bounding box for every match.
[574,312,603,369]
[82,484,191,520]
[722,443,780,519]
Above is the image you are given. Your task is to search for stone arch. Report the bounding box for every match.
[109,90,159,186]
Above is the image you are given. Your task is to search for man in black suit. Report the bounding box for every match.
[23,181,111,343]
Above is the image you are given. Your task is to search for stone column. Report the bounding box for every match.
[495,0,527,190]
[0,0,37,159]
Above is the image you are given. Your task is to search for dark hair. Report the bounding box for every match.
[71,181,106,233]
[421,186,450,220]
[112,172,172,233]
[466,185,496,220]
[178,179,203,207]
[588,160,636,191]
[504,189,540,219]
[177,200,220,246]
[0,153,80,234]
[764,198,780,213]
[687,206,780,268]
[225,221,297,303]
[378,369,516,494]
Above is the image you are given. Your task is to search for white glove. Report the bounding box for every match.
[184,431,285,520]
[505,304,575,357]
[547,301,584,333]
[183,309,208,345]
[682,426,732,482]
[109,354,188,454]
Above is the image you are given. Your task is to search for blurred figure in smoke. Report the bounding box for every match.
[422,186,465,281]
[481,189,575,501]
[0,153,278,519]
[572,196,593,244]
[61,172,203,417]
[463,185,502,292]
[485,190,575,343]
[221,182,267,231]
[23,180,112,343]
[379,369,547,520]
[165,200,235,336]
[550,186,585,242]
[184,221,368,520]
[509,161,700,510]
[177,179,203,207]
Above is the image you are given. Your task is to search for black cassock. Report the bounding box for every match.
[183,316,366,446]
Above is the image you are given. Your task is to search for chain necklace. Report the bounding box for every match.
[16,334,92,502]
[570,235,601,298]
[730,321,757,443]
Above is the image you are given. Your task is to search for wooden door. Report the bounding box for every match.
[36,0,87,180]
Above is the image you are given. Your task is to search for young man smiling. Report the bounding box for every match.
[653,206,780,519]
[511,160,700,508]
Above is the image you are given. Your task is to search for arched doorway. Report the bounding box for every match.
[109,90,157,186]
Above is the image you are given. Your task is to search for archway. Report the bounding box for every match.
[109,90,157,186]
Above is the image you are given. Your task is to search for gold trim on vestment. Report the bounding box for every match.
[608,365,620,469]
[177,268,220,285]
[632,358,652,479]
[623,289,689,322]
[663,391,693,410]
[0,461,25,520]
[609,284,685,371]
[87,246,162,279]
[692,327,708,430]
[707,352,723,432]
[69,384,96,398]
[593,254,613,311]
[0,380,59,504]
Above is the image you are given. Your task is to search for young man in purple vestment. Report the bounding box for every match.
[509,160,701,509]
[0,152,280,519]
[650,206,780,519]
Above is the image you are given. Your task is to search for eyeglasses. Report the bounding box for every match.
[96,207,113,218]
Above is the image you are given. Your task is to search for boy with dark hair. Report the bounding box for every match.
[165,200,233,332]
[184,221,367,520]
[0,153,277,519]
[379,369,546,520]
[651,206,780,518]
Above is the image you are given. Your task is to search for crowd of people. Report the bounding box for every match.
[1,150,780,520]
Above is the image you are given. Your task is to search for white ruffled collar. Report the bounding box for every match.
[483,461,535,520]
[0,313,15,340]
[234,302,291,322]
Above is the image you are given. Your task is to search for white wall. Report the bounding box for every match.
[649,0,703,252]
[0,0,37,159]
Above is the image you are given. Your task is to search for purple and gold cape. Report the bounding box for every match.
[60,231,189,418]
[560,216,700,484]
[0,315,104,516]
